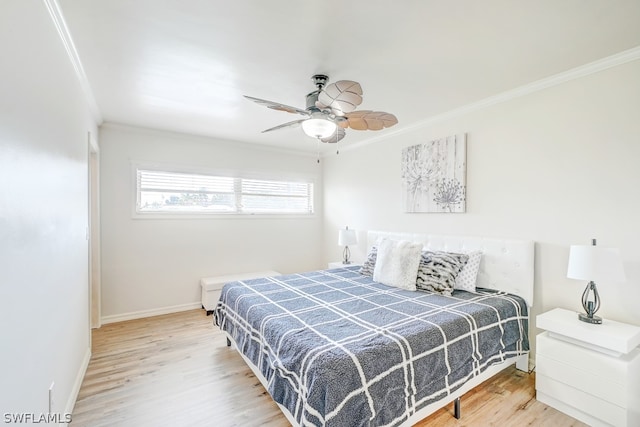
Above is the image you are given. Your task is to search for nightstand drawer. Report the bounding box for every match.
[536,374,627,427]
[536,353,625,404]
[537,332,628,384]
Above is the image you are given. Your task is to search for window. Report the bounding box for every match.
[136,169,314,216]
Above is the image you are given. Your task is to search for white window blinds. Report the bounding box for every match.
[136,169,314,215]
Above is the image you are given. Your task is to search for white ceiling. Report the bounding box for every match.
[58,0,640,153]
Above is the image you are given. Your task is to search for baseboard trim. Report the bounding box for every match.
[101,302,203,324]
[62,346,91,426]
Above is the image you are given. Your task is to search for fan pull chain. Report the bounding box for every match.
[316,137,320,164]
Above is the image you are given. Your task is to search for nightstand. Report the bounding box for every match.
[328,261,360,269]
[535,308,640,427]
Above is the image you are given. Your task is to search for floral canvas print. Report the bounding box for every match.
[401,133,466,213]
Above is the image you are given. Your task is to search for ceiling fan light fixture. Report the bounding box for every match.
[301,118,336,139]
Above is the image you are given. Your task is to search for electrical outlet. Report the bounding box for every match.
[48,382,55,413]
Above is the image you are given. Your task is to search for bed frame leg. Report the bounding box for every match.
[454,397,461,419]
[226,337,231,347]
[515,353,529,372]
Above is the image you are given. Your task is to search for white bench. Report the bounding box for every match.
[201,270,281,315]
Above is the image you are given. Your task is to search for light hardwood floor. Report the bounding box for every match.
[72,309,587,426]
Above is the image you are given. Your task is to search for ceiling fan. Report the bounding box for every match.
[244,74,398,143]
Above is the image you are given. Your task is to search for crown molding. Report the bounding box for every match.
[336,45,640,155]
[43,0,103,124]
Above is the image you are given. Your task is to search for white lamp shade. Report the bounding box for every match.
[301,118,337,139]
[338,228,357,246]
[567,245,626,283]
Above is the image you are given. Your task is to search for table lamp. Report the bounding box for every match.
[567,238,626,324]
[338,226,357,264]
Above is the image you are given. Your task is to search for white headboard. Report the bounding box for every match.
[367,231,535,307]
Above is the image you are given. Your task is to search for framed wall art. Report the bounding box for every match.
[401,133,466,213]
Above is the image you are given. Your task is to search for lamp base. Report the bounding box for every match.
[578,313,602,324]
[342,245,351,265]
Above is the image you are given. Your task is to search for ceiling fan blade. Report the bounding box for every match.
[316,80,363,115]
[244,95,309,116]
[344,110,398,131]
[320,127,346,143]
[262,119,306,133]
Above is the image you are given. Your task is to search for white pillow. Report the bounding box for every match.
[373,238,422,291]
[454,251,482,292]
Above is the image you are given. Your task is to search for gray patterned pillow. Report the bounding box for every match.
[416,251,469,296]
[358,246,377,277]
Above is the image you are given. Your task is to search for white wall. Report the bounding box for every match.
[99,124,323,320]
[323,59,640,330]
[0,0,97,419]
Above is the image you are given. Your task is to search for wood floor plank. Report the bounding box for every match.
[71,309,587,426]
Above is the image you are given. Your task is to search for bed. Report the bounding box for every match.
[214,231,534,426]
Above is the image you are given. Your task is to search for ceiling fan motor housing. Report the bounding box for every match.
[305,90,322,111]
[306,74,329,111]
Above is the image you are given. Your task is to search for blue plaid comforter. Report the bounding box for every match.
[214,266,528,426]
